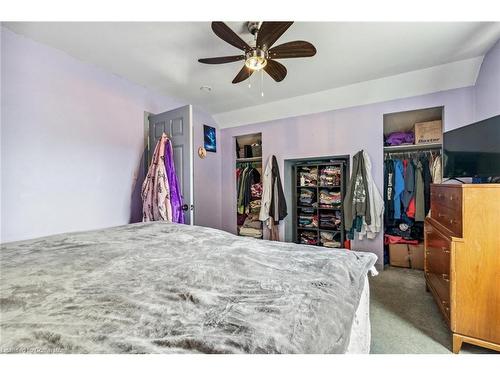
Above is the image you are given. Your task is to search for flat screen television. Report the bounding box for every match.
[443,114,500,179]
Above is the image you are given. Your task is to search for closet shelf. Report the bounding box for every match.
[383,143,442,152]
[236,156,262,162]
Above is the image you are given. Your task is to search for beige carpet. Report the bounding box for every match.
[369,267,496,354]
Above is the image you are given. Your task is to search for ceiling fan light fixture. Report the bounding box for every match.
[245,49,267,71]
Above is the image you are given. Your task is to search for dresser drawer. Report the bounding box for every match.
[424,222,451,278]
[430,202,463,237]
[431,185,462,209]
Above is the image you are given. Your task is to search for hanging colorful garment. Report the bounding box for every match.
[141,134,172,222]
[164,139,185,224]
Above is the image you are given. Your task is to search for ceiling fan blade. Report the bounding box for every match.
[256,22,294,50]
[198,55,245,64]
[211,22,251,51]
[268,41,317,59]
[263,59,287,82]
[232,65,254,84]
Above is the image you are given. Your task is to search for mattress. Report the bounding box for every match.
[346,272,375,354]
[0,222,377,354]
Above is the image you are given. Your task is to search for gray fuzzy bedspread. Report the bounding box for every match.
[0,222,376,354]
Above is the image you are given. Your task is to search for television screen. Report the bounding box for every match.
[443,115,500,178]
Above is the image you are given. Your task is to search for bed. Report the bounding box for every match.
[0,222,377,354]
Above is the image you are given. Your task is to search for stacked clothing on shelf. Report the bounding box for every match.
[299,189,315,206]
[298,212,318,228]
[299,231,318,245]
[384,131,414,146]
[251,182,263,200]
[319,166,341,187]
[319,190,342,207]
[320,232,342,248]
[249,199,261,214]
[239,212,263,238]
[298,166,318,186]
[320,211,342,229]
[383,151,439,243]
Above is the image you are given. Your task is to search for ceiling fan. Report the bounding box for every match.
[198,21,316,84]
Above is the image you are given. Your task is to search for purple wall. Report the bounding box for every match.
[193,108,222,229]
[473,39,500,121]
[220,87,475,266]
[1,27,186,242]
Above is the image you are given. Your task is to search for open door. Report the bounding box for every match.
[148,105,194,225]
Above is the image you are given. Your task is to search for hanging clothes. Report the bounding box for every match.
[141,134,172,222]
[164,139,184,224]
[414,159,425,222]
[401,159,415,216]
[345,150,384,240]
[393,159,405,220]
[431,155,442,183]
[259,155,287,238]
[358,150,384,240]
[421,156,432,216]
[384,159,395,222]
[344,150,371,232]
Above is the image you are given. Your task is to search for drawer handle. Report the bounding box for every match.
[438,193,444,198]
[442,247,450,253]
[443,274,450,282]
[438,213,445,218]
[449,196,454,201]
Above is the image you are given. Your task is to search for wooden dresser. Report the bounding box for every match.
[424,184,500,353]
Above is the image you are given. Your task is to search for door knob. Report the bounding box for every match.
[182,204,189,211]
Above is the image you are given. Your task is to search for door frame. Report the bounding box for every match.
[143,105,195,225]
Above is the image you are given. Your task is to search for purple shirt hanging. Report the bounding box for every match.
[164,139,185,224]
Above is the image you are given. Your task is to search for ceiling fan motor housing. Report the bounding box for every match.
[247,22,262,36]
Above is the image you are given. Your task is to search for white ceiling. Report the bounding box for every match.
[4,22,500,120]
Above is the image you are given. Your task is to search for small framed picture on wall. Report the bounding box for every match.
[203,125,217,153]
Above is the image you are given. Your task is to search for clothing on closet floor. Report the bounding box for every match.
[237,213,247,226]
[299,231,318,245]
[239,227,263,238]
[242,213,262,230]
[319,190,342,207]
[298,166,318,186]
[319,166,341,187]
[142,133,173,222]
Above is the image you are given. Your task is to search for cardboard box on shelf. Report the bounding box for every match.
[389,243,410,268]
[408,243,424,270]
[414,120,442,145]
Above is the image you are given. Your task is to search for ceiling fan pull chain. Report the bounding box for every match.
[261,69,264,97]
